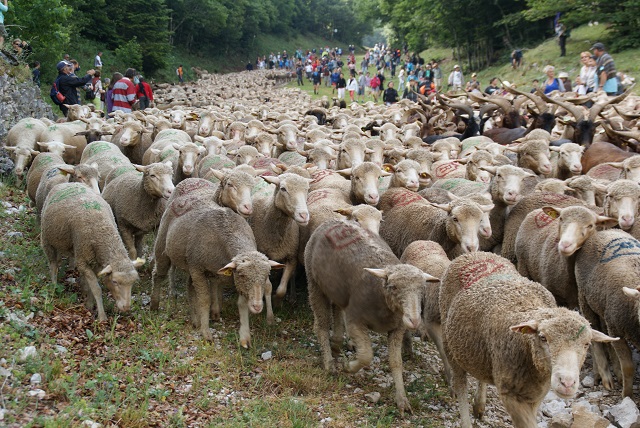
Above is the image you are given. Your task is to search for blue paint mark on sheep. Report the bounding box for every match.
[600,237,640,263]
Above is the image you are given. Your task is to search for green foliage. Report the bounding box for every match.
[114,37,143,72]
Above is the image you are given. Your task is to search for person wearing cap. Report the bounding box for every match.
[465,73,480,92]
[555,20,568,57]
[558,72,572,92]
[448,64,464,91]
[591,42,618,95]
[542,65,565,94]
[55,60,95,117]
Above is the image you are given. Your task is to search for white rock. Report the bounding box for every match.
[18,346,37,361]
[542,399,568,418]
[353,388,363,394]
[55,345,68,354]
[0,408,5,420]
[261,351,272,360]
[6,231,22,238]
[0,367,10,377]
[28,389,46,399]
[30,373,42,384]
[582,375,595,388]
[549,412,572,428]
[365,392,381,403]
[604,397,640,428]
[83,420,102,428]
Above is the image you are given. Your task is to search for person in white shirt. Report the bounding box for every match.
[94,52,103,71]
[448,64,464,91]
[575,51,597,95]
[346,75,359,103]
[398,67,405,92]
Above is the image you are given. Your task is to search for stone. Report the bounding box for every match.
[261,351,272,360]
[28,389,45,399]
[550,413,572,428]
[364,392,381,403]
[542,399,568,417]
[55,345,68,354]
[30,373,42,384]
[572,405,610,428]
[582,375,595,388]
[18,346,37,361]
[605,397,640,428]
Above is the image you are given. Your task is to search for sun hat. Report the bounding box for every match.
[454,64,460,69]
[591,42,605,51]
[558,72,569,78]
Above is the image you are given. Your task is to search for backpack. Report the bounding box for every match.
[84,78,98,100]
[50,77,66,105]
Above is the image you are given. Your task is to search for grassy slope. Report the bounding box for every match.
[420,24,640,92]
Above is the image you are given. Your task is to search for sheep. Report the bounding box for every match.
[464,150,494,183]
[144,140,206,184]
[564,175,602,206]
[586,155,640,183]
[440,252,616,428]
[400,240,452,384]
[385,159,421,191]
[41,182,144,321]
[25,152,65,202]
[195,154,236,180]
[550,143,584,179]
[336,162,391,205]
[431,178,489,197]
[506,139,552,176]
[110,120,154,164]
[248,173,311,299]
[502,192,589,263]
[5,117,47,180]
[251,133,277,157]
[35,163,100,218]
[305,219,439,415]
[102,162,175,259]
[430,160,467,181]
[277,150,306,167]
[336,139,370,169]
[37,121,88,164]
[515,206,616,308]
[575,229,640,397]
[365,139,385,166]
[534,178,571,194]
[80,141,133,190]
[193,135,226,156]
[152,187,283,345]
[228,146,262,166]
[603,179,640,230]
[379,189,493,258]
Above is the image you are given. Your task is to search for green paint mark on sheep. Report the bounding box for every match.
[40,155,57,166]
[25,123,34,129]
[49,185,87,204]
[112,166,137,178]
[439,178,468,191]
[160,149,177,161]
[48,125,58,131]
[461,139,482,152]
[109,156,126,165]
[86,142,112,157]
[82,201,102,211]
[573,325,586,340]
[45,167,62,179]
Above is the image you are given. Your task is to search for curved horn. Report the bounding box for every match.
[504,84,548,113]
[613,105,640,121]
[589,84,636,122]
[536,89,585,123]
[479,103,500,118]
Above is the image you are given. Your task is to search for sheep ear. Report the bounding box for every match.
[503,146,520,153]
[419,171,432,179]
[194,135,204,142]
[262,175,280,185]
[541,206,562,219]
[336,168,352,177]
[479,165,497,175]
[431,152,443,160]
[609,162,624,169]
[623,286,640,300]
[37,142,49,149]
[97,265,113,277]
[4,146,15,152]
[590,329,619,343]
[334,207,354,217]
[217,261,237,276]
[54,166,72,176]
[423,272,440,282]
[90,162,98,169]
[164,161,173,168]
[209,168,225,182]
[268,260,285,270]
[172,143,181,150]
[549,146,561,152]
[132,258,145,269]
[134,164,146,173]
[510,320,539,334]
[430,202,452,212]
[480,204,495,213]
[382,163,395,173]
[456,157,469,164]
[364,268,388,279]
[30,149,41,156]
[595,215,618,229]
[198,145,206,154]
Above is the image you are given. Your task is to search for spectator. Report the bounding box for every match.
[484,77,500,95]
[542,65,564,94]
[575,51,597,95]
[101,78,110,112]
[336,72,347,100]
[176,64,184,83]
[63,53,70,61]
[246,61,253,71]
[466,73,480,92]
[322,64,330,87]
[398,67,405,92]
[136,76,153,110]
[558,71,572,92]
[112,68,137,113]
[106,73,122,115]
[432,62,442,90]
[402,79,419,102]
[468,82,482,95]
[448,64,464,91]
[370,72,381,102]
[312,67,321,94]
[346,73,358,103]
[511,49,523,69]
[31,61,40,87]
[89,70,102,110]
[383,81,399,106]
[330,68,340,94]
[530,79,540,94]
[12,39,32,59]
[296,62,304,86]
[377,69,385,89]
[0,0,7,47]
[94,51,103,71]
[55,60,95,117]
[591,42,618,95]
[555,20,568,57]
[305,61,313,80]
[357,70,367,102]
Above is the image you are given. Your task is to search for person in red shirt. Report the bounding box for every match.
[136,76,153,110]
[111,68,136,113]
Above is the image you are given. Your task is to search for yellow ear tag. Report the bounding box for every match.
[222,269,233,276]
[384,166,391,172]
[547,210,558,219]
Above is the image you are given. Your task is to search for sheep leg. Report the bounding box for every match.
[472,382,488,420]
[151,248,171,311]
[210,281,222,322]
[79,265,107,321]
[500,396,537,428]
[134,233,145,259]
[610,338,635,397]
[389,327,412,416]
[344,323,372,374]
[425,322,453,387]
[308,281,335,372]
[264,279,274,325]
[402,330,414,360]
[42,244,59,283]
[237,294,252,348]
[79,275,95,311]
[579,298,614,389]
[120,226,137,260]
[275,259,296,299]
[451,361,472,428]
[330,306,345,356]
[190,269,213,341]
[185,275,198,328]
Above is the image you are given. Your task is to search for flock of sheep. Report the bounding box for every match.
[5,68,640,427]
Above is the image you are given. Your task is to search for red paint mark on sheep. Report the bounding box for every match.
[458,259,507,289]
[542,193,571,204]
[174,180,212,198]
[170,195,199,217]
[311,169,335,184]
[534,211,555,229]
[307,190,330,205]
[390,190,423,207]
[325,223,363,250]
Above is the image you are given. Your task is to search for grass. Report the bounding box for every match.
[0,178,459,427]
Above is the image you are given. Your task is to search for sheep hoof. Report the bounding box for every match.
[266,314,275,325]
[240,338,251,348]
[202,331,214,342]
[472,404,485,420]
[601,374,615,390]
[396,396,412,416]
